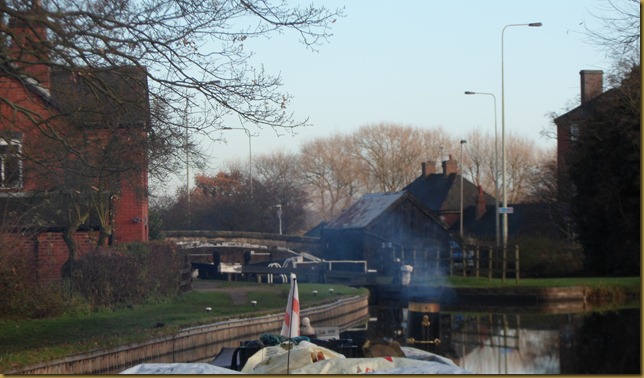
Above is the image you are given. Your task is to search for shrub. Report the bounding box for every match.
[516,237,585,278]
[70,248,143,309]
[147,210,165,240]
[0,238,72,319]
[70,242,181,310]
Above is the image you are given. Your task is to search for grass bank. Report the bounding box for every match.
[1,277,639,372]
[0,283,366,372]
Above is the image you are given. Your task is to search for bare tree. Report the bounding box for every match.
[298,134,360,221]
[353,123,445,193]
[585,0,640,66]
[1,0,343,183]
[252,151,309,233]
[504,133,546,204]
[0,0,342,257]
[1,0,343,130]
[459,129,547,205]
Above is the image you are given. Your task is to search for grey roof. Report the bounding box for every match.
[325,192,407,230]
[404,173,496,213]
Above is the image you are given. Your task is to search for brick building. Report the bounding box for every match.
[554,70,606,202]
[320,191,452,273]
[404,156,496,241]
[1,4,150,282]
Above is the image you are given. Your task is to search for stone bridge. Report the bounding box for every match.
[164,230,323,256]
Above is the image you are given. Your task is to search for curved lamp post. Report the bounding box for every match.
[464,91,499,247]
[501,22,542,248]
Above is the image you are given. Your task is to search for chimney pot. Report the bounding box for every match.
[580,70,603,104]
[422,161,436,177]
[442,155,458,175]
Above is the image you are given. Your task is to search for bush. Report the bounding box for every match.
[70,242,181,310]
[516,237,585,278]
[147,210,165,240]
[0,238,72,319]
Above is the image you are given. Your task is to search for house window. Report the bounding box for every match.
[569,124,579,142]
[0,136,22,189]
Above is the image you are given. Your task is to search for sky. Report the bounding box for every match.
[159,0,619,195]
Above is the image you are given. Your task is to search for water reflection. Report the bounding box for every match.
[341,307,640,374]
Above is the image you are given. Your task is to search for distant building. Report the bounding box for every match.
[404,156,496,243]
[320,191,452,273]
[554,70,608,203]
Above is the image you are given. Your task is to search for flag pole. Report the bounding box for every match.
[286,274,296,374]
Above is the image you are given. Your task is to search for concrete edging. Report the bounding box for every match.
[8,294,369,375]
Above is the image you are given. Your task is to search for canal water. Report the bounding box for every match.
[339,306,640,374]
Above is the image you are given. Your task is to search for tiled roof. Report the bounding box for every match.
[325,192,407,229]
[404,173,496,212]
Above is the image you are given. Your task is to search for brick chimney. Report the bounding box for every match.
[442,155,458,175]
[580,70,603,104]
[475,185,486,220]
[8,1,50,88]
[421,161,436,177]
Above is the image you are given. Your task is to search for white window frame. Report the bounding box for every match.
[569,124,579,142]
[0,135,23,189]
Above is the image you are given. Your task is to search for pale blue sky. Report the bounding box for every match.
[162,0,620,193]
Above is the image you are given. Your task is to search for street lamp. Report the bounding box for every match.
[184,98,191,227]
[465,91,499,247]
[275,204,282,235]
[501,22,542,248]
[222,127,254,198]
[460,140,467,238]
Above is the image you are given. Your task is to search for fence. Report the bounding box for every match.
[179,260,192,292]
[394,245,521,283]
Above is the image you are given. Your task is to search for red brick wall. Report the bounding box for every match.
[32,231,99,284]
[0,71,149,244]
[111,129,149,243]
[113,177,149,243]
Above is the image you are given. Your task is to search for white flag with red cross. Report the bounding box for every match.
[280,273,300,338]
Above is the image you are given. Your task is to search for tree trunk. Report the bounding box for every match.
[60,212,89,278]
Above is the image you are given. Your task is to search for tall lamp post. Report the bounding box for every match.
[222,127,254,198]
[275,204,282,235]
[501,22,542,248]
[184,98,191,227]
[465,91,499,247]
[459,140,467,238]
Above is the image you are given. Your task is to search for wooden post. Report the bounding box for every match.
[488,247,493,281]
[461,245,467,278]
[475,245,480,278]
[502,246,507,283]
[515,244,520,284]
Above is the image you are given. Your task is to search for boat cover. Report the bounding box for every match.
[120,342,475,374]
